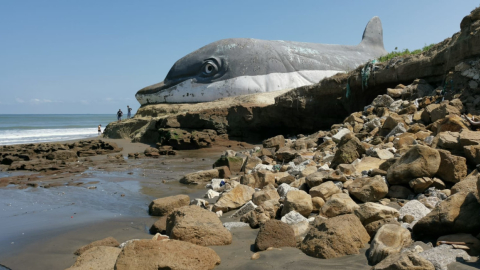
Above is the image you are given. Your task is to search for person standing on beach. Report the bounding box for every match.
[117,109,123,122]
[98,124,102,136]
[127,105,132,119]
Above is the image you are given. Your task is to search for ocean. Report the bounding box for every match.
[0,114,117,145]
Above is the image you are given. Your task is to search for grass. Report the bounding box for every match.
[377,43,436,62]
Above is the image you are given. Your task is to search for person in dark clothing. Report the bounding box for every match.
[98,124,102,135]
[117,109,123,122]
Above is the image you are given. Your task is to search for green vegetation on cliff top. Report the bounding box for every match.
[378,43,435,62]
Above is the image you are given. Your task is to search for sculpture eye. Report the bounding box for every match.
[202,62,218,76]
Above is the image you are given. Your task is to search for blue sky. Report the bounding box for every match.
[0,0,478,114]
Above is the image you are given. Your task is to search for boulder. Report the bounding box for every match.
[255,220,296,251]
[364,218,401,238]
[275,147,297,162]
[430,104,461,123]
[252,184,280,206]
[332,128,351,143]
[320,193,359,218]
[114,239,221,270]
[368,224,412,264]
[388,185,414,199]
[230,201,257,218]
[387,145,441,185]
[435,149,467,183]
[277,183,297,198]
[281,190,313,217]
[399,200,431,229]
[354,202,400,237]
[354,202,399,226]
[281,211,310,239]
[149,216,168,234]
[73,237,119,256]
[263,135,285,150]
[166,205,232,246]
[347,175,388,202]
[409,177,434,194]
[372,94,394,108]
[331,134,366,168]
[463,144,480,165]
[66,246,121,270]
[309,181,341,201]
[354,157,386,172]
[179,169,221,185]
[148,194,190,216]
[305,170,328,188]
[311,197,325,213]
[372,251,435,270]
[413,192,480,237]
[419,244,470,270]
[213,184,255,212]
[240,200,280,228]
[300,214,370,259]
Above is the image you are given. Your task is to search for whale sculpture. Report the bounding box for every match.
[136,17,387,105]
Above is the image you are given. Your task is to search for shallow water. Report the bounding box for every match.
[0,149,219,269]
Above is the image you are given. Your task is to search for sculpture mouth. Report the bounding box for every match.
[136,79,187,96]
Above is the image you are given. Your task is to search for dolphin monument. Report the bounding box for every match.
[136,17,387,105]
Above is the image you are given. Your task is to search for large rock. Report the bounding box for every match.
[148,194,190,216]
[409,177,434,194]
[240,200,279,228]
[179,168,223,185]
[149,216,168,234]
[413,192,480,237]
[281,190,313,217]
[114,239,221,270]
[308,181,341,201]
[331,134,366,168]
[387,145,441,185]
[320,193,359,218]
[451,171,479,196]
[388,185,414,199]
[166,205,232,246]
[263,135,285,150]
[347,175,388,202]
[66,246,121,270]
[305,171,328,188]
[399,200,431,229]
[252,184,280,206]
[254,220,296,251]
[281,210,310,239]
[372,251,435,270]
[435,149,467,183]
[368,224,412,264]
[354,203,400,237]
[354,202,399,226]
[419,244,471,270]
[300,214,370,259]
[74,237,119,256]
[212,184,255,212]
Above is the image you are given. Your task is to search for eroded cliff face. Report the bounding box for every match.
[104,8,480,150]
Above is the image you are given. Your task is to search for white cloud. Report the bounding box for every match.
[15,98,25,103]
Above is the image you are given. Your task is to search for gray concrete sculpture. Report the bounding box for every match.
[136,17,387,105]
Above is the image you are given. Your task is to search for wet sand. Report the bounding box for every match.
[1,139,479,270]
[0,139,229,269]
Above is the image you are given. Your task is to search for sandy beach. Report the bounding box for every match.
[0,138,231,269]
